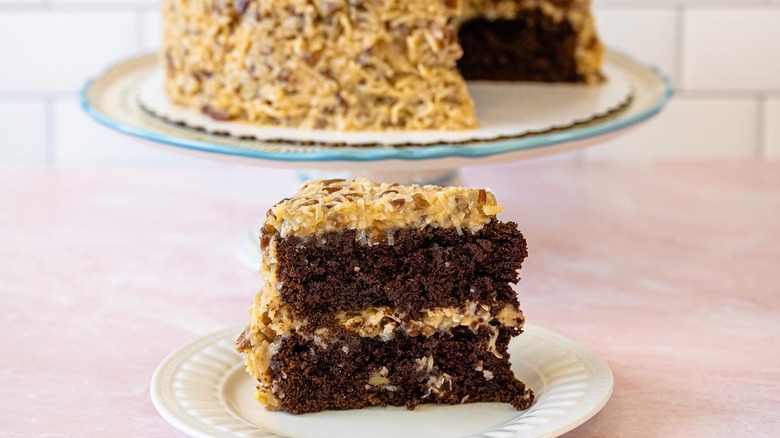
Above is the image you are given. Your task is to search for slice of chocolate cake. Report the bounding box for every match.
[236,179,534,414]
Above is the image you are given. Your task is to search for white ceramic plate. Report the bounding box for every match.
[151,325,613,438]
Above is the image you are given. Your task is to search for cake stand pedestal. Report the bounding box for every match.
[82,49,672,270]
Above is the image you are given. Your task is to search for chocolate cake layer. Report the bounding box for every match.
[275,221,527,328]
[457,11,582,82]
[269,326,533,414]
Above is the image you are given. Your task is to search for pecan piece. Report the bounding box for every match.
[165,50,175,75]
[321,0,343,16]
[477,189,487,205]
[234,0,250,15]
[412,194,430,209]
[302,51,320,66]
[193,70,213,82]
[235,329,251,352]
[278,70,296,86]
[367,226,387,244]
[201,105,232,121]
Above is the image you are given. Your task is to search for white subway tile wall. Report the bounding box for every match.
[0,101,47,164]
[592,9,678,84]
[0,11,138,93]
[684,9,780,91]
[0,0,777,166]
[585,98,759,161]
[52,97,198,165]
[141,9,162,52]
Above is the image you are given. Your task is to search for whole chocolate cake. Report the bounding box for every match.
[236,178,534,414]
[162,0,603,131]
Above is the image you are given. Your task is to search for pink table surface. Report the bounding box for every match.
[1,161,779,437]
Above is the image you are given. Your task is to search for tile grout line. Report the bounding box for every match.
[676,90,768,99]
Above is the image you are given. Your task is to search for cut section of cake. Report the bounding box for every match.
[236,178,534,414]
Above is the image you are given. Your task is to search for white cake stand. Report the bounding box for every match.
[82,49,672,270]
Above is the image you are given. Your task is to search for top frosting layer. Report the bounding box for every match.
[263,178,503,240]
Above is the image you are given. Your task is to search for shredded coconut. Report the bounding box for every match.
[262,178,502,239]
[162,0,602,131]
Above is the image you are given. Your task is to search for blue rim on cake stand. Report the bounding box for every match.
[81,49,672,269]
[81,49,672,169]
